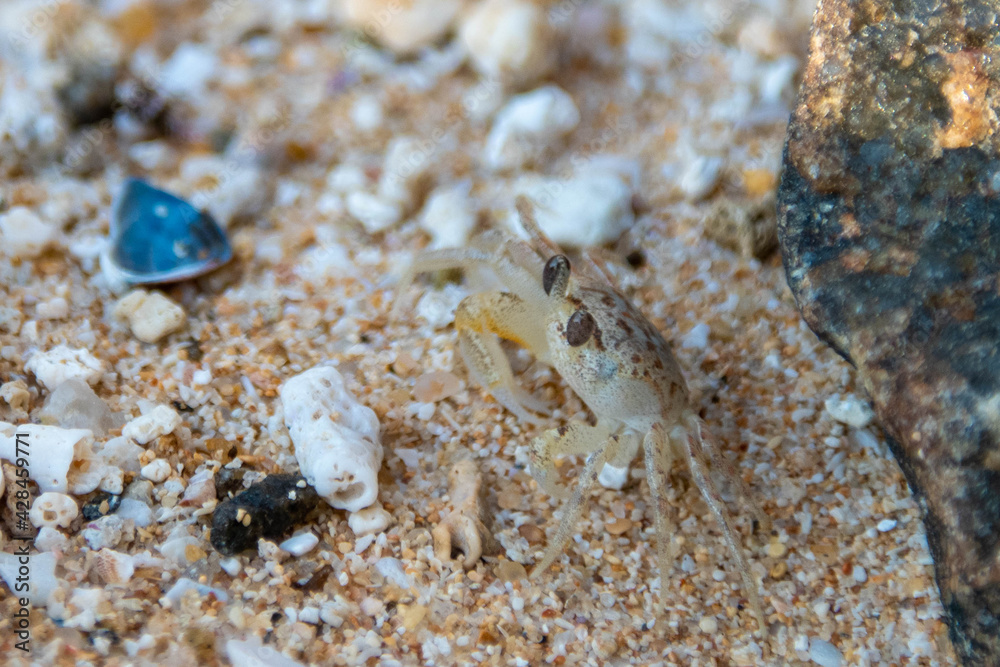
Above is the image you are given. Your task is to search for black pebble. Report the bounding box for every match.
[210,474,319,556]
[82,493,122,521]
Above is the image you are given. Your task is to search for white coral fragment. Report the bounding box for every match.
[432,460,495,569]
[29,491,79,528]
[281,366,383,513]
[0,422,103,494]
[25,345,104,389]
[122,405,181,445]
[0,207,57,259]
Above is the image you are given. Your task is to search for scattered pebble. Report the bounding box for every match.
[418,182,477,249]
[342,0,462,55]
[852,564,868,583]
[279,531,319,557]
[140,458,171,483]
[508,164,634,247]
[281,366,383,512]
[0,206,57,259]
[121,405,181,445]
[412,371,462,403]
[348,502,393,537]
[809,638,844,667]
[82,493,122,521]
[699,616,719,634]
[210,474,319,556]
[113,289,187,343]
[460,0,557,87]
[877,518,898,532]
[824,394,874,428]
[485,85,580,171]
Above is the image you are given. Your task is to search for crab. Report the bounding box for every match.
[397,198,769,632]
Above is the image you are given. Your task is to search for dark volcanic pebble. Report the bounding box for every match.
[210,473,319,556]
[82,493,121,521]
[777,0,1000,662]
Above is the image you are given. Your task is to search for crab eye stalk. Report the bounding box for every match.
[543,255,571,297]
[565,309,596,346]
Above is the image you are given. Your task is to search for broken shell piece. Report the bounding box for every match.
[432,459,497,569]
[30,492,79,528]
[92,548,135,585]
[348,502,392,537]
[25,345,104,389]
[0,422,104,494]
[280,366,383,513]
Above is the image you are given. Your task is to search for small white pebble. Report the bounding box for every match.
[597,463,629,490]
[698,616,718,634]
[113,290,186,343]
[0,207,57,259]
[852,565,868,583]
[681,323,711,350]
[418,182,477,249]
[877,518,897,532]
[680,554,696,573]
[459,0,556,87]
[140,459,171,482]
[348,503,393,536]
[122,405,182,445]
[220,557,242,577]
[345,191,402,234]
[824,394,874,428]
[808,638,843,667]
[279,532,319,557]
[484,85,579,171]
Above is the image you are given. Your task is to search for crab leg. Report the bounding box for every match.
[454,292,551,423]
[530,427,614,576]
[669,424,766,634]
[642,425,679,613]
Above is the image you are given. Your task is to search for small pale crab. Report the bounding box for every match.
[397,198,769,632]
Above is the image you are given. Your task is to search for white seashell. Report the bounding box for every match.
[92,548,135,585]
[280,366,383,513]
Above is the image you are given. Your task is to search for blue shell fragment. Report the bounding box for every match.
[108,178,232,284]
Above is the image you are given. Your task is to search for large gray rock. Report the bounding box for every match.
[777,0,1000,662]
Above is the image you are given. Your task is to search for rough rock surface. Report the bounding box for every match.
[777,0,1000,662]
[210,474,319,556]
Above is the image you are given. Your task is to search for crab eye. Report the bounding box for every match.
[565,309,596,346]
[543,255,570,296]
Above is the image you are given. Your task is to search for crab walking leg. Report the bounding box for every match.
[530,432,614,577]
[529,421,614,499]
[643,426,679,610]
[670,424,766,634]
[684,412,771,531]
[454,292,551,423]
